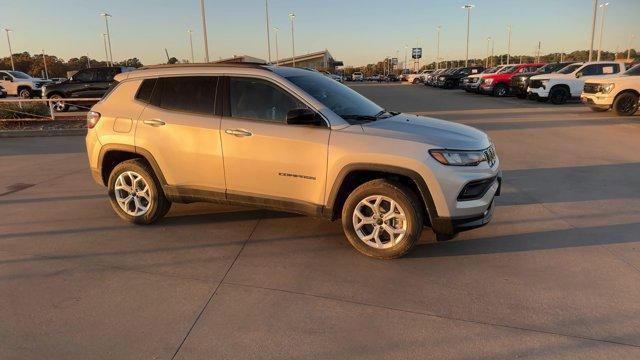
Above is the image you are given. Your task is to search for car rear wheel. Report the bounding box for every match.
[549,87,569,105]
[492,84,508,97]
[342,179,423,259]
[613,92,639,116]
[412,78,420,84]
[108,159,171,225]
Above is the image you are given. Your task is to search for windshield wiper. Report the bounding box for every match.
[341,114,378,121]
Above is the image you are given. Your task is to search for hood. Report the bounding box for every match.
[530,73,573,80]
[361,113,490,150]
[583,75,627,84]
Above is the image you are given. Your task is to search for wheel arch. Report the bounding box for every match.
[613,89,640,101]
[98,144,167,187]
[324,164,437,225]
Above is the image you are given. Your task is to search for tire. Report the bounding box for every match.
[18,88,32,99]
[49,94,69,112]
[549,86,569,105]
[612,92,639,116]
[107,159,171,225]
[589,106,609,112]
[341,179,424,259]
[492,84,508,97]
[412,78,419,84]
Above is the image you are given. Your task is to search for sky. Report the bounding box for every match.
[1,0,639,67]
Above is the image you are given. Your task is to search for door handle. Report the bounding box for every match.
[225,128,253,137]
[143,119,166,127]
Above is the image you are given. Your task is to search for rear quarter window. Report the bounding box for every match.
[135,78,157,103]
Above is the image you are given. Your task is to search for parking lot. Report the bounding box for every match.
[2,83,640,359]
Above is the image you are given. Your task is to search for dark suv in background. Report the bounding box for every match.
[42,66,134,111]
[436,66,485,89]
[509,62,576,98]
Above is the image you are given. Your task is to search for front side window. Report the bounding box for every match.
[230,77,305,123]
[7,71,30,79]
[73,69,96,82]
[0,71,11,80]
[557,63,582,74]
[152,76,217,115]
[624,64,640,76]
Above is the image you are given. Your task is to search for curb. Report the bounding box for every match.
[0,128,87,138]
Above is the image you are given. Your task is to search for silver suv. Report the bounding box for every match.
[86,63,501,259]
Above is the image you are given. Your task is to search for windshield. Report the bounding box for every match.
[623,64,640,76]
[483,66,499,73]
[287,73,383,120]
[7,71,31,79]
[498,66,516,73]
[557,63,582,74]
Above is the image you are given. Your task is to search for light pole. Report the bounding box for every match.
[273,27,280,66]
[436,26,441,70]
[289,12,296,67]
[506,25,512,65]
[486,37,491,67]
[628,34,636,61]
[4,29,14,71]
[265,0,272,63]
[199,0,210,62]
[86,53,91,68]
[462,4,474,67]
[102,34,110,66]
[100,13,114,65]
[588,0,599,61]
[404,45,408,72]
[187,30,195,63]
[41,50,49,79]
[597,2,610,61]
[491,37,495,67]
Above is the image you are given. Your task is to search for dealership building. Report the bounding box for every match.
[215,50,343,72]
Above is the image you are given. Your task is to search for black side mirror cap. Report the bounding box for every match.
[286,108,323,126]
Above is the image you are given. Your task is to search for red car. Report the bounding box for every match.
[479,63,545,97]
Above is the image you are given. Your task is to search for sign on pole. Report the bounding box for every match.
[411,48,422,59]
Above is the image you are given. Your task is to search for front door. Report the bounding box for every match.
[0,71,17,95]
[220,76,330,212]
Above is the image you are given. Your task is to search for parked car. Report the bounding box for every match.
[352,72,364,81]
[86,63,501,259]
[42,66,134,111]
[461,65,507,93]
[424,69,446,86]
[323,71,343,83]
[436,66,485,89]
[581,63,640,116]
[0,70,49,98]
[479,63,544,97]
[387,74,400,82]
[510,62,577,98]
[406,70,431,84]
[528,61,626,104]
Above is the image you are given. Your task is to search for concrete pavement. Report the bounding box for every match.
[2,84,640,359]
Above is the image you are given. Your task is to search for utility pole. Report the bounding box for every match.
[462,4,474,67]
[42,50,49,79]
[265,0,271,63]
[588,0,598,61]
[199,0,210,62]
[506,25,512,65]
[486,37,491,67]
[597,2,610,61]
[289,12,296,67]
[4,29,14,71]
[165,48,170,63]
[404,45,408,72]
[536,41,541,63]
[491,38,495,67]
[187,30,195,63]
[86,54,91,68]
[628,34,636,61]
[101,13,114,65]
[102,34,110,66]
[436,26,441,70]
[273,27,280,66]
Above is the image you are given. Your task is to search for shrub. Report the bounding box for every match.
[0,102,51,120]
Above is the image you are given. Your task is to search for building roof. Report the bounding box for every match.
[214,55,267,64]
[276,50,343,67]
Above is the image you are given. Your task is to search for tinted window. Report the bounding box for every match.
[624,64,640,76]
[558,63,582,74]
[96,68,119,81]
[8,71,30,79]
[230,77,305,123]
[135,78,157,103]
[73,69,96,82]
[152,76,216,115]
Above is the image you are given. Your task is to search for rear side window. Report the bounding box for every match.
[151,76,217,115]
[135,78,157,103]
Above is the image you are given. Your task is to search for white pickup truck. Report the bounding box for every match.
[581,63,640,116]
[0,70,49,98]
[528,61,626,104]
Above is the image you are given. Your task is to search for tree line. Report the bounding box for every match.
[0,52,144,78]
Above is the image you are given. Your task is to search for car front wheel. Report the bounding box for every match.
[549,87,569,105]
[613,92,639,116]
[492,84,508,97]
[18,88,32,99]
[342,179,424,259]
[108,159,171,224]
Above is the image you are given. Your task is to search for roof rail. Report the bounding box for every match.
[138,62,270,71]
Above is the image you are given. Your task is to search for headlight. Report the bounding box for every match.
[600,83,615,94]
[430,148,489,166]
[540,79,549,88]
[439,76,445,80]
[484,78,494,85]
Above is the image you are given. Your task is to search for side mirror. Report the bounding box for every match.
[286,108,322,126]
[575,72,583,78]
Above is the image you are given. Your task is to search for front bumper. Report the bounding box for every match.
[527,86,549,98]
[580,93,613,107]
[432,198,496,235]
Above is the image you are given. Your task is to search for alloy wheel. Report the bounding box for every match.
[50,96,66,111]
[19,89,31,99]
[114,171,151,216]
[352,195,407,249]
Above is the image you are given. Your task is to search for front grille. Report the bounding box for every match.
[529,79,543,89]
[583,83,599,94]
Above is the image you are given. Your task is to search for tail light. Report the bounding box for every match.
[87,111,101,129]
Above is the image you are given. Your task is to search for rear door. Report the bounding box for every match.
[219,76,330,212]
[135,76,226,194]
[67,69,97,98]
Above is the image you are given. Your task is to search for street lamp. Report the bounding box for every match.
[628,34,636,61]
[404,45,408,72]
[187,30,195,63]
[597,2,610,61]
[100,13,114,66]
[588,0,599,61]
[506,25,512,65]
[273,27,280,66]
[265,0,271,63]
[4,29,14,71]
[436,26,442,70]
[289,12,296,67]
[486,37,491,67]
[199,0,210,62]
[102,34,110,66]
[462,4,474,67]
